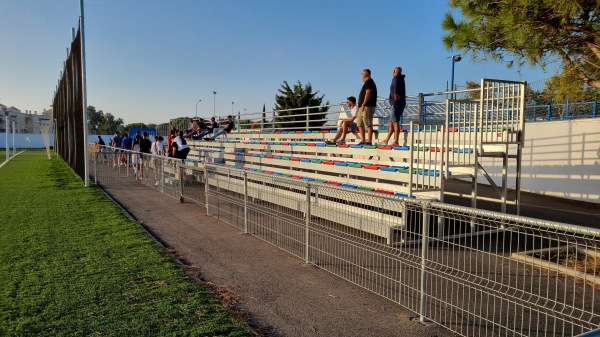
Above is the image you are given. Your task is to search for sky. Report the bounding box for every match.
[0,0,556,125]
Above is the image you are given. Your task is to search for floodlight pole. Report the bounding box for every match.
[195,99,201,118]
[213,91,217,117]
[450,54,461,100]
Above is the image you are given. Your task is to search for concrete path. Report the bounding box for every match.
[102,181,457,337]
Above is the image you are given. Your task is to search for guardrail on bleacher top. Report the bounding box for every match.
[159,97,597,139]
[89,147,600,337]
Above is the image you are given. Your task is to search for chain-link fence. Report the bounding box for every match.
[90,148,600,337]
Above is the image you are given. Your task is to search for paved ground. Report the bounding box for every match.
[102,178,600,337]
[103,181,458,337]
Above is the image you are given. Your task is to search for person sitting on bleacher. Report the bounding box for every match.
[183,118,199,139]
[191,118,208,140]
[326,96,360,145]
[196,117,218,140]
[210,115,235,140]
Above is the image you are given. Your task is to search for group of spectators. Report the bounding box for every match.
[326,66,406,146]
[183,115,235,141]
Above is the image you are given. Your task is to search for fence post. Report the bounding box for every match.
[179,163,184,203]
[204,165,209,215]
[93,151,97,185]
[306,106,310,131]
[305,183,311,263]
[547,104,552,121]
[418,93,424,123]
[419,202,430,323]
[244,171,248,234]
[160,157,165,194]
[594,101,597,118]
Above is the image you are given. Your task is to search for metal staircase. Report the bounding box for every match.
[443,79,527,214]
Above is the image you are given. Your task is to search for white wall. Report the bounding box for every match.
[478,119,600,204]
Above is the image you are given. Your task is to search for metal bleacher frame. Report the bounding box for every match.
[443,78,526,214]
[184,78,526,244]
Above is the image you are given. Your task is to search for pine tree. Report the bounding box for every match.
[443,0,600,88]
[274,81,329,130]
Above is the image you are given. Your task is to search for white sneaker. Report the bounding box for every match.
[336,140,346,145]
[378,141,388,146]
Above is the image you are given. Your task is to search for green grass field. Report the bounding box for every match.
[0,151,251,337]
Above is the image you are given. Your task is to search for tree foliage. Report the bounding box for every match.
[274,81,329,129]
[442,0,600,88]
[87,106,124,134]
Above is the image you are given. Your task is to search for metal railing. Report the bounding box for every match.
[90,147,600,337]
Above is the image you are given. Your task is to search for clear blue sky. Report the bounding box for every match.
[1,0,555,125]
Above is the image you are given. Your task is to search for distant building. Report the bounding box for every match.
[0,104,53,133]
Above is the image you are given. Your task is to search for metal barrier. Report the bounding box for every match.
[89,147,600,337]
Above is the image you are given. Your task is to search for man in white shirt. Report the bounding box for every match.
[326,96,361,145]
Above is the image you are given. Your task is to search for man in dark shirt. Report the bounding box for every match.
[379,66,406,146]
[197,117,219,139]
[111,131,123,168]
[357,69,377,145]
[211,115,235,140]
[138,132,153,180]
[139,132,152,154]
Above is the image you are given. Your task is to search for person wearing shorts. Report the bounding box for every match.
[357,69,377,145]
[326,96,360,145]
[379,66,406,146]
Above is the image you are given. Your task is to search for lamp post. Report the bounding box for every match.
[231,101,234,116]
[213,91,217,117]
[195,99,201,118]
[450,54,462,100]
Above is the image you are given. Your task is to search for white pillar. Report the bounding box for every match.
[11,121,16,155]
[4,109,8,161]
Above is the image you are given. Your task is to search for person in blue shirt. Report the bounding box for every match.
[122,132,134,165]
[379,67,406,146]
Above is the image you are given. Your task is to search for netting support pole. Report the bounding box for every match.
[80,0,90,187]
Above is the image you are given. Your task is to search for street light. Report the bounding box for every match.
[213,91,217,117]
[195,99,201,118]
[450,54,462,100]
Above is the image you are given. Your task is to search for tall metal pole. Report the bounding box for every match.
[450,54,461,100]
[231,101,234,116]
[195,99,201,118]
[213,91,217,117]
[80,0,90,187]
